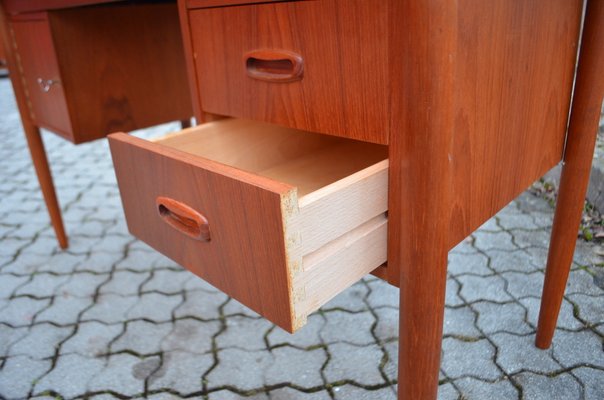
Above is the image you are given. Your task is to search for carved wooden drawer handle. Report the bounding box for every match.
[245,49,304,83]
[156,197,210,242]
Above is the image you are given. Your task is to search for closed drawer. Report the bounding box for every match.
[109,119,388,332]
[11,14,73,138]
[187,0,389,144]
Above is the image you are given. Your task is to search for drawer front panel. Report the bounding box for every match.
[11,16,72,137]
[188,0,389,144]
[109,133,297,330]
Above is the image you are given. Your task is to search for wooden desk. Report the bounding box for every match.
[112,1,604,399]
[6,0,594,398]
[0,0,193,248]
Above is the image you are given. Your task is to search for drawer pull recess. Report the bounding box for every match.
[245,50,304,83]
[156,197,210,242]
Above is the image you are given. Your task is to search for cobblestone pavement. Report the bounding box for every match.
[1,77,603,400]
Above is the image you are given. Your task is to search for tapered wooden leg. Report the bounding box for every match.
[536,0,604,349]
[0,6,67,249]
[22,125,68,249]
[387,1,456,398]
[398,249,448,399]
[180,118,191,129]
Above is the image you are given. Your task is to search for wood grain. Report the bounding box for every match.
[536,0,604,349]
[48,2,192,143]
[186,0,389,144]
[446,0,582,248]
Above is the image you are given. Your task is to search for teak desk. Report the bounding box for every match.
[110,0,604,398]
[2,0,600,398]
[0,0,193,249]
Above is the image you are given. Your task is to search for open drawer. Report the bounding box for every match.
[108,119,388,332]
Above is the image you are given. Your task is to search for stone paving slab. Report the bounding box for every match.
[0,77,603,399]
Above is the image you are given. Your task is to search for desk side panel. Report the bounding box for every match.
[447,0,582,247]
[387,0,583,287]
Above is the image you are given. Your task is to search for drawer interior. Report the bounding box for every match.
[154,119,388,196]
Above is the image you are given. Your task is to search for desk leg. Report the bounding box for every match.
[536,0,604,349]
[387,2,455,397]
[388,1,456,397]
[0,7,68,249]
[23,125,69,249]
[397,247,448,399]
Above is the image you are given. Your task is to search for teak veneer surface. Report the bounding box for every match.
[109,119,388,331]
[446,0,581,244]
